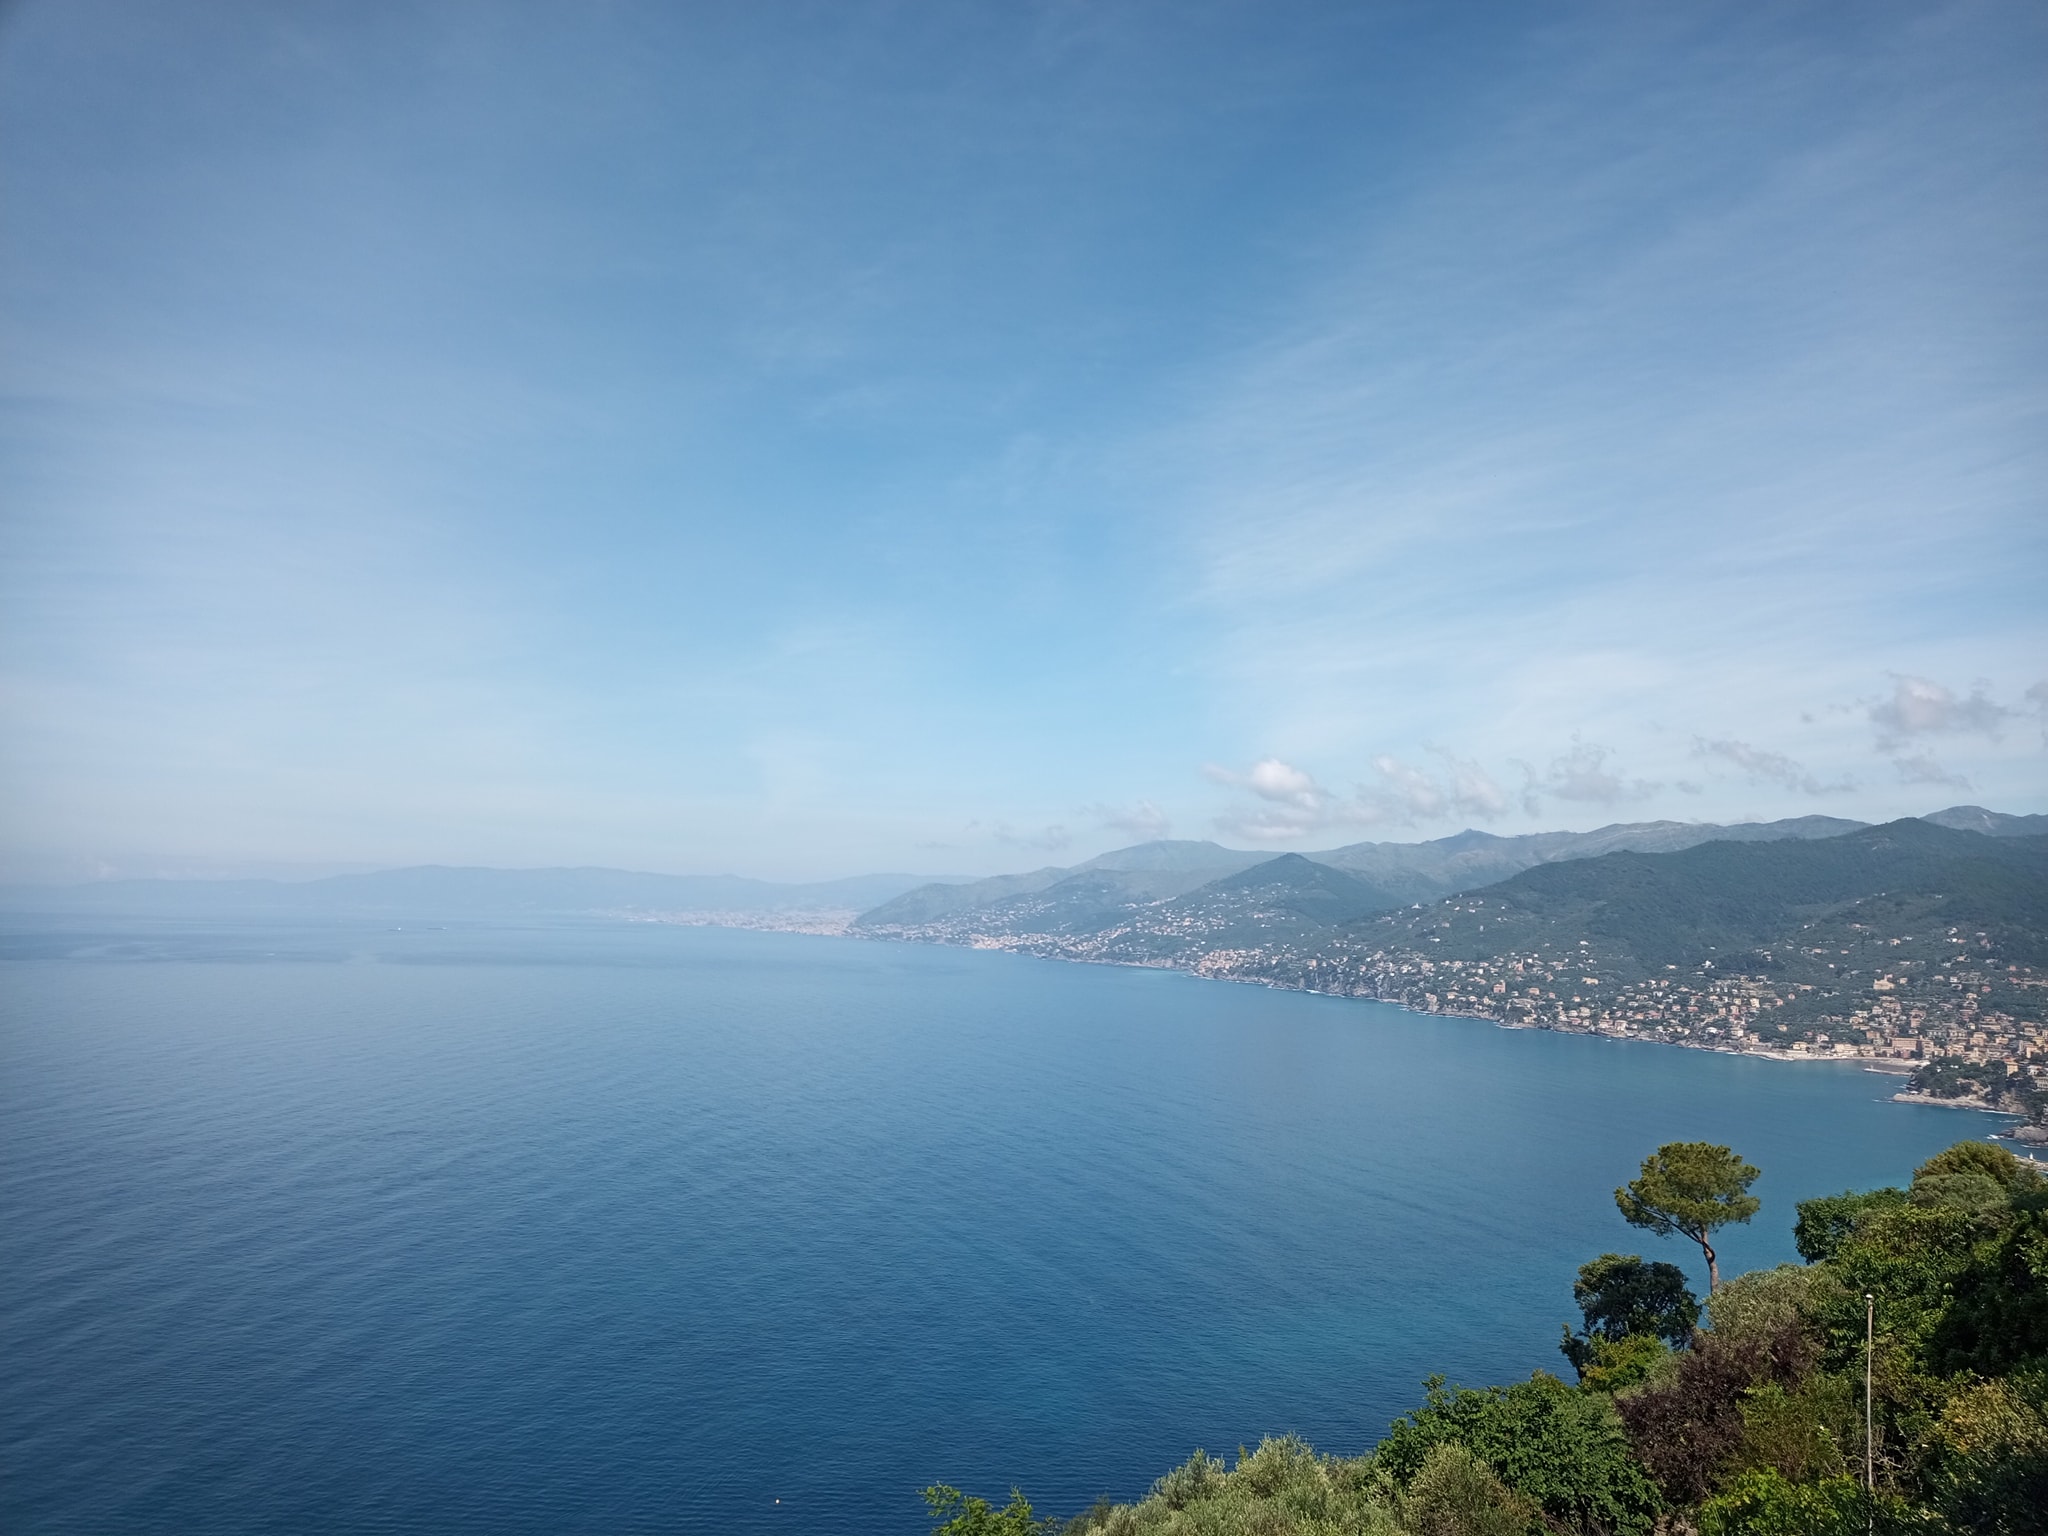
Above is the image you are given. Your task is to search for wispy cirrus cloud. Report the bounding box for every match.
[1147,10,2045,841]
[3,4,2042,882]
[1692,737,1853,796]
[1892,754,1971,790]
[1086,799,1172,842]
[1516,741,1658,817]
[1371,751,1511,822]
[967,820,1073,854]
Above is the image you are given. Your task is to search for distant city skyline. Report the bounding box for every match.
[2,1,2044,883]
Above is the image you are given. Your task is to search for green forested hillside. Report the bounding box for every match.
[1471,819,2048,971]
[926,1139,2048,1536]
[856,815,1889,938]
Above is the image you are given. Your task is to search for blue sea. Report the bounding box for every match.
[0,920,2006,1534]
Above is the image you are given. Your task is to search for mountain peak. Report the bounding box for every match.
[1922,806,2048,837]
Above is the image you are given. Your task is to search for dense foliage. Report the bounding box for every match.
[927,1138,2048,1536]
[1559,1252,1699,1385]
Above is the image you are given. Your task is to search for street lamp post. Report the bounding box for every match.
[1865,1291,1876,1534]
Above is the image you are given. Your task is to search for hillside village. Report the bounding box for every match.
[1186,918,2043,1071]
[947,903,2045,1074]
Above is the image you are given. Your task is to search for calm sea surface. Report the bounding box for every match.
[0,920,2007,1534]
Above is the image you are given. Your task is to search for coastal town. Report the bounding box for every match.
[883,884,2048,1134]
[1186,926,2044,1067]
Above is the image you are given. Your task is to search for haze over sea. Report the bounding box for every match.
[0,921,2003,1535]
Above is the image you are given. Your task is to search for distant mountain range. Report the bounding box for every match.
[853,807,2041,939]
[2,806,2040,929]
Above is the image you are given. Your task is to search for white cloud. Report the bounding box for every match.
[1692,737,1853,796]
[1205,757,1338,840]
[1207,751,1509,842]
[1869,675,2011,749]
[1366,751,1510,822]
[1205,757,1324,807]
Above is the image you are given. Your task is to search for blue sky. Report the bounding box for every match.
[1,0,2043,882]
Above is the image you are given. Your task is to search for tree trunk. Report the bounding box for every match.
[1702,1238,1720,1294]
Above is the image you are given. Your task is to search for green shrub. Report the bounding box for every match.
[1732,1375,1854,1484]
[1923,1374,2048,1535]
[1912,1140,2046,1195]
[1696,1471,1865,1536]
[1794,1189,1906,1264]
[924,1483,1055,1536]
[1059,1437,1402,1536]
[1373,1374,1660,1536]
[1574,1333,1669,1394]
[1706,1265,1842,1348]
[1615,1320,1817,1505]
[1149,1449,1223,1511]
[1399,1443,1532,1536]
